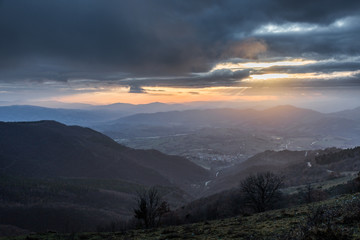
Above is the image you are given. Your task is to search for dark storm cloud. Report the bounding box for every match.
[0,0,214,76]
[257,20,360,58]
[129,85,146,93]
[0,0,359,87]
[123,69,250,90]
[172,69,250,88]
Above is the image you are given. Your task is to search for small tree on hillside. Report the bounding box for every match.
[240,171,284,213]
[304,182,314,203]
[354,171,360,192]
[134,187,170,228]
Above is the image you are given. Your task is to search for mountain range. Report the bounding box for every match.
[96,105,360,168]
[0,119,359,233]
[0,120,210,233]
[99,105,359,134]
[2,104,360,143]
[0,102,196,126]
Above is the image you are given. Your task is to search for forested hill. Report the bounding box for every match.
[0,121,209,187]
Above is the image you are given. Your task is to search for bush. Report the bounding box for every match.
[278,196,360,240]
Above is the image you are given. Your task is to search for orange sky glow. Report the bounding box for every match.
[55,86,279,105]
[48,58,360,105]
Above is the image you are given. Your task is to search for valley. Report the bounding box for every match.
[96,106,360,171]
[0,104,360,236]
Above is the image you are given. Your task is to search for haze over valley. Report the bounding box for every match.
[2,103,358,171]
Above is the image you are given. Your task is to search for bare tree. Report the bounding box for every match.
[304,182,314,203]
[240,172,284,212]
[134,187,170,228]
[354,171,360,192]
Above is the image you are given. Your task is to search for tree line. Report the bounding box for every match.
[132,171,360,229]
[133,171,284,228]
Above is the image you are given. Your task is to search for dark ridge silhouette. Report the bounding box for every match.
[0,121,209,187]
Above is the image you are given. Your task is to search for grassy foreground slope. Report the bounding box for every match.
[0,175,190,233]
[3,193,360,240]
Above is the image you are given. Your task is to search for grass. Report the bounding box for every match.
[3,192,360,240]
[282,174,357,195]
[57,178,175,195]
[0,175,181,201]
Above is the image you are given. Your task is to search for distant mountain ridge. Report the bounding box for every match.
[0,103,195,126]
[99,105,326,128]
[97,105,360,138]
[0,105,114,126]
[2,104,360,135]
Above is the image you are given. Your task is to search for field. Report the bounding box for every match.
[0,175,189,233]
[3,192,360,240]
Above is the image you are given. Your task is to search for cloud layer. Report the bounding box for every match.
[0,0,359,100]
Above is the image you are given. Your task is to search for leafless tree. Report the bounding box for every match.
[304,182,314,203]
[134,187,170,228]
[240,172,284,212]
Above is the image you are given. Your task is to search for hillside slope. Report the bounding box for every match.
[208,147,360,194]
[5,192,360,239]
[0,121,209,233]
[0,121,209,187]
[0,175,190,234]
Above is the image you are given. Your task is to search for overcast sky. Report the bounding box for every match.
[0,0,359,109]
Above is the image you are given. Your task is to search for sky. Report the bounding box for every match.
[0,0,359,110]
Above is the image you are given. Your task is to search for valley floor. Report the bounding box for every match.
[3,192,360,240]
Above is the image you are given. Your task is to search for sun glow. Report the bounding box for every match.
[250,73,290,80]
[212,59,316,71]
[246,70,360,82]
[289,71,360,79]
[53,85,279,105]
[51,68,360,105]
[47,58,360,105]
